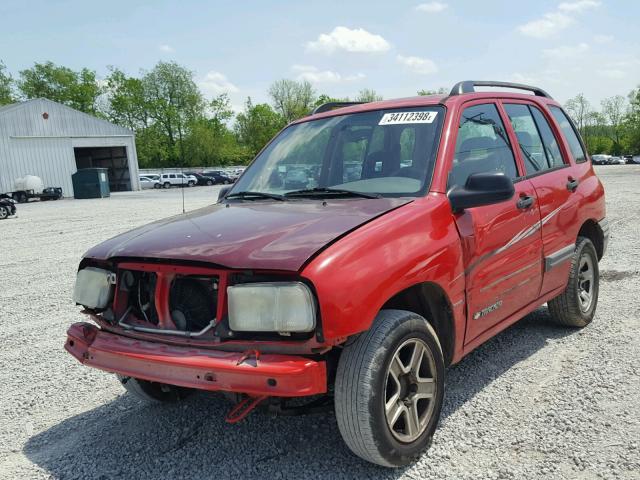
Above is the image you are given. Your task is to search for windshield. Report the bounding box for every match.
[230,106,444,198]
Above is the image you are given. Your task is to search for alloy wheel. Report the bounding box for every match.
[577,253,594,312]
[384,338,437,443]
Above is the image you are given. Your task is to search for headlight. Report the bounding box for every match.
[227,282,316,333]
[73,267,116,309]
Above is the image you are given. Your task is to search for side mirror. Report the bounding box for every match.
[448,172,515,212]
[218,186,231,203]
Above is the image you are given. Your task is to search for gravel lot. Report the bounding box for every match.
[1,167,639,479]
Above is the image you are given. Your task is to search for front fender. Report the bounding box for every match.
[302,193,465,343]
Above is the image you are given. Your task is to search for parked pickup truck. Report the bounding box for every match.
[66,81,608,467]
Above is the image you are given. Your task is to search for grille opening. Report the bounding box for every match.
[121,270,218,332]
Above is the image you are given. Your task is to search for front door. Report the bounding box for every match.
[447,102,544,343]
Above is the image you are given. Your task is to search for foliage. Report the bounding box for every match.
[355,88,382,102]
[235,98,286,156]
[0,61,15,105]
[18,61,102,114]
[268,79,316,122]
[417,87,447,96]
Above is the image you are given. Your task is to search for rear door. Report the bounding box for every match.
[502,101,580,294]
[448,101,544,342]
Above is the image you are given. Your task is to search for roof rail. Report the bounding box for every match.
[311,101,365,115]
[449,80,552,99]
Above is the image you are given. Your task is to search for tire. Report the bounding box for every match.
[163,182,171,189]
[334,309,445,467]
[548,237,599,327]
[206,180,213,186]
[153,183,160,189]
[188,181,196,187]
[0,206,8,219]
[116,375,192,403]
[223,180,230,185]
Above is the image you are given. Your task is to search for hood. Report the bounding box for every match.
[84,198,411,271]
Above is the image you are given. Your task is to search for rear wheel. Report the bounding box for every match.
[548,237,599,327]
[163,182,171,189]
[116,375,192,403]
[334,309,444,467]
[0,206,8,219]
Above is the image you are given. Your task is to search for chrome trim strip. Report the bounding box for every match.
[480,262,539,292]
[544,244,575,272]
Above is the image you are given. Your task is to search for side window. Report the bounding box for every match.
[169,174,176,179]
[530,106,565,168]
[549,106,587,163]
[504,104,548,175]
[450,103,518,189]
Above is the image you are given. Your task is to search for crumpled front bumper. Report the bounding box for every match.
[65,322,327,397]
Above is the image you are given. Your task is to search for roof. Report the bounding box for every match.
[0,98,133,136]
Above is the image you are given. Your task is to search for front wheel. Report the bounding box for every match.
[335,310,445,467]
[163,182,171,189]
[0,206,8,219]
[548,237,599,327]
[116,375,192,403]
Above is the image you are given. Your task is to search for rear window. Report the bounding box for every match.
[549,106,587,163]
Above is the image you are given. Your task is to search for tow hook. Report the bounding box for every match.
[225,395,268,424]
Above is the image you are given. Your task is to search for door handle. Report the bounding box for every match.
[517,195,534,210]
[567,178,579,191]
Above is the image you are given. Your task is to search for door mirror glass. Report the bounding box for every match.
[448,172,515,212]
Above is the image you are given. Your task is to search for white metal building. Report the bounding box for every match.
[0,98,140,196]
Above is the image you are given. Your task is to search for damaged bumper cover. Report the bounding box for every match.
[65,322,327,397]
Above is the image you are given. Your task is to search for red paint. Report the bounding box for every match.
[68,89,606,396]
[65,323,327,397]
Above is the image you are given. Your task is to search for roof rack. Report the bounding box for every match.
[449,81,552,99]
[311,101,365,115]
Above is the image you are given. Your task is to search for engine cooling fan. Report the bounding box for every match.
[169,278,216,331]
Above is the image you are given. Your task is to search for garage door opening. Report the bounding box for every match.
[74,147,131,191]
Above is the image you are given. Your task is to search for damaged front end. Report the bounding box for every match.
[66,260,330,417]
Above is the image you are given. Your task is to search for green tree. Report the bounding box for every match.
[625,86,640,154]
[355,88,382,102]
[417,87,447,96]
[268,79,316,122]
[235,97,286,156]
[565,93,592,136]
[601,95,627,154]
[103,67,149,131]
[0,61,15,105]
[18,61,102,113]
[141,61,205,165]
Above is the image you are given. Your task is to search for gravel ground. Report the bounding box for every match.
[1,167,639,479]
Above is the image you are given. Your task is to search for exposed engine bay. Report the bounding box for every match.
[118,269,218,334]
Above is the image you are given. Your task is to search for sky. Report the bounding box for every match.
[1,0,638,112]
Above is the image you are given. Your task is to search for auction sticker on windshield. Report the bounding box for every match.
[378,111,438,125]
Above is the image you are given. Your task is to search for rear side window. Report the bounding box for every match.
[549,106,587,163]
[530,107,564,168]
[504,104,565,175]
[450,103,518,189]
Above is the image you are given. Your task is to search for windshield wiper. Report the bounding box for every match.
[284,187,380,199]
[225,191,287,201]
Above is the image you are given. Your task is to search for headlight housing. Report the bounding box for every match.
[73,267,116,309]
[227,282,316,333]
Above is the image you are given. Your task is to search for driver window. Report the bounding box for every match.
[449,103,518,189]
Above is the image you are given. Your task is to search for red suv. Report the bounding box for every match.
[66,81,608,467]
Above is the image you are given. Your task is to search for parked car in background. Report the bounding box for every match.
[202,170,233,184]
[631,156,640,164]
[184,172,217,186]
[159,173,197,188]
[0,197,16,219]
[591,154,611,165]
[623,155,634,164]
[608,156,626,165]
[139,176,160,189]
